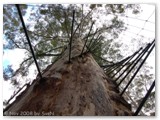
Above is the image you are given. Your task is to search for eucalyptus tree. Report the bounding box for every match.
[4,4,151,116]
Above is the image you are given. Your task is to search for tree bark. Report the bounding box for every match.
[4,38,132,116]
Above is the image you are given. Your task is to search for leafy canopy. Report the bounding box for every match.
[4,4,155,116]
[3,4,140,81]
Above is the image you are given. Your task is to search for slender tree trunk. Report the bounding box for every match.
[4,38,132,116]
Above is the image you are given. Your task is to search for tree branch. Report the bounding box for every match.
[45,46,64,53]
[10,56,33,78]
[36,53,61,57]
[73,9,93,37]
[5,83,30,105]
[27,30,58,40]
[63,11,70,39]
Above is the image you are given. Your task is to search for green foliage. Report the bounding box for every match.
[3,3,141,83]
[90,4,103,10]
[40,9,48,14]
[4,4,155,115]
[51,39,57,47]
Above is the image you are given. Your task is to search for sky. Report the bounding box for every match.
[1,3,157,118]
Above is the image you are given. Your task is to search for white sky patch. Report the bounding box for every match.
[3,49,26,70]
[3,80,14,102]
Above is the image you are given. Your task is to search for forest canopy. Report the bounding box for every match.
[3,4,155,116]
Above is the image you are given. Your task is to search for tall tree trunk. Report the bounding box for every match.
[4,38,132,116]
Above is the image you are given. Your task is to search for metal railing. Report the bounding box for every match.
[103,39,155,115]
